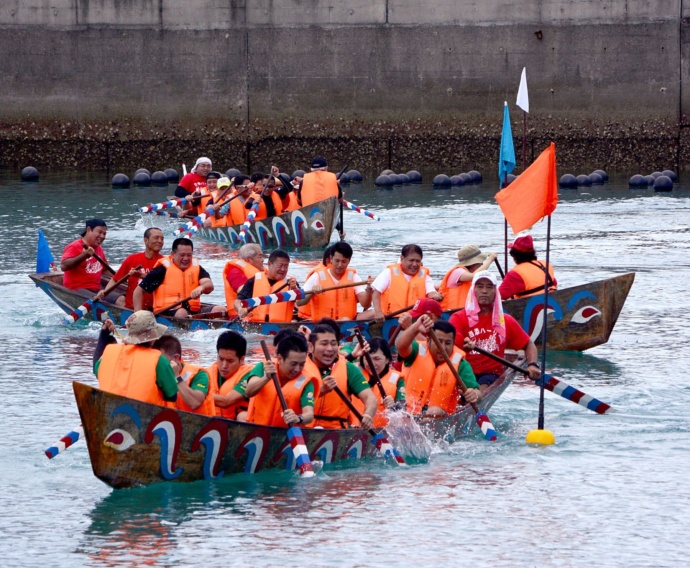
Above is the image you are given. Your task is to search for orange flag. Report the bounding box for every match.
[495,142,558,234]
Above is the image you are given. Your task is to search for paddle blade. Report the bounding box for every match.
[475,411,498,441]
[538,374,612,415]
[45,425,83,459]
[372,432,406,465]
[286,426,315,478]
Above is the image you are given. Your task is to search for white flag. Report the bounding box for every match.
[516,67,529,113]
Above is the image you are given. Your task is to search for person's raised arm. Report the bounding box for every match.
[395,315,432,358]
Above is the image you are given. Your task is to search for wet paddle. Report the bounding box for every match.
[45,425,84,459]
[353,329,389,400]
[427,329,498,441]
[139,196,196,213]
[64,265,142,324]
[331,385,406,465]
[471,345,612,414]
[342,200,382,222]
[259,341,315,478]
[82,243,115,274]
[152,295,195,317]
[239,280,362,309]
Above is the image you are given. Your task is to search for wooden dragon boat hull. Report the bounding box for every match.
[31,272,634,352]
[194,196,340,249]
[73,368,514,489]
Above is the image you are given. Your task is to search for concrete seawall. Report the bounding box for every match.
[0,0,688,174]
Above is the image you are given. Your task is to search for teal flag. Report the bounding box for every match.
[36,230,55,274]
[498,101,516,187]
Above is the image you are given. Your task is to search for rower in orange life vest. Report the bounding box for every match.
[396,317,480,418]
[244,172,284,221]
[134,237,223,318]
[244,333,321,427]
[297,244,334,321]
[347,337,406,428]
[296,241,375,321]
[295,156,342,207]
[207,331,256,420]
[450,270,541,393]
[153,335,215,416]
[439,245,498,311]
[60,218,109,293]
[268,165,300,212]
[303,324,378,429]
[499,234,557,300]
[371,244,443,323]
[203,176,234,228]
[93,311,178,407]
[234,249,299,322]
[221,243,265,318]
[174,157,212,217]
[95,227,165,310]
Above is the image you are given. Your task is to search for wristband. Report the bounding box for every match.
[297,414,304,424]
[345,353,356,363]
[176,376,184,383]
[527,362,540,368]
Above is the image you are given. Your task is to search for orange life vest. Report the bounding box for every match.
[207,361,254,419]
[246,371,320,427]
[209,189,233,228]
[306,357,352,429]
[439,265,472,311]
[175,362,216,416]
[308,267,359,321]
[97,344,169,407]
[152,256,202,313]
[297,263,324,320]
[226,194,250,226]
[223,260,262,316]
[380,263,431,315]
[510,260,556,299]
[281,191,300,212]
[404,342,465,415]
[300,171,338,206]
[244,272,295,322]
[248,190,283,221]
[351,367,401,428]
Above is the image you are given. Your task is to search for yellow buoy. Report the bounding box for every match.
[526,429,555,445]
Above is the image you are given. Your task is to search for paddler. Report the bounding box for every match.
[60,218,108,293]
[203,176,235,227]
[244,173,283,220]
[234,249,299,322]
[371,244,443,323]
[295,241,374,321]
[304,324,378,429]
[134,237,221,318]
[449,271,541,393]
[175,157,212,217]
[220,175,256,226]
[93,311,178,406]
[269,165,300,212]
[244,333,321,427]
[221,244,265,318]
[297,244,334,321]
[499,234,557,300]
[95,227,164,309]
[438,245,498,311]
[207,331,256,420]
[349,337,406,428]
[295,156,342,207]
[396,317,480,418]
[395,298,443,342]
[153,335,215,416]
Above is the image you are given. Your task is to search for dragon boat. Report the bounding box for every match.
[30,271,634,352]
[72,363,516,489]
[177,196,340,249]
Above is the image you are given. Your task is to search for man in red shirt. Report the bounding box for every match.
[449,270,541,392]
[95,227,165,309]
[499,234,557,300]
[60,218,108,292]
[175,157,212,216]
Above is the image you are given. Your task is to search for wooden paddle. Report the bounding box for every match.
[242,280,364,309]
[470,345,612,414]
[331,385,406,465]
[44,424,84,459]
[153,295,195,317]
[353,328,389,400]
[228,281,291,325]
[427,328,498,441]
[82,243,115,274]
[260,341,315,478]
[494,258,505,279]
[385,303,421,346]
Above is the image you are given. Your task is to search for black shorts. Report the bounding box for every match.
[476,373,500,386]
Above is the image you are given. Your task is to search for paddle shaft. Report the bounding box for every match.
[101,264,142,296]
[82,243,115,274]
[471,344,530,376]
[354,329,388,400]
[332,385,379,437]
[384,303,425,346]
[494,258,505,279]
[307,280,363,295]
[387,303,417,319]
[228,281,291,324]
[152,295,195,316]
[336,163,348,239]
[260,341,290,410]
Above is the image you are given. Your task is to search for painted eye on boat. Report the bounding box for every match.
[570,306,601,324]
[104,428,136,452]
[311,219,325,231]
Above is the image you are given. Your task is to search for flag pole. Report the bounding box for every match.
[523,111,527,171]
[537,214,552,430]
